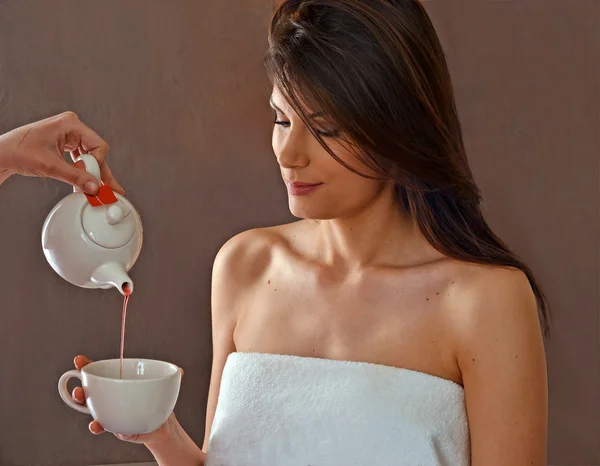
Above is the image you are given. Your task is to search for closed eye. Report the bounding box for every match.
[273,119,339,138]
[271,98,339,138]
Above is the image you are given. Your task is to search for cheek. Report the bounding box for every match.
[331,143,379,178]
[335,170,382,198]
[319,143,386,200]
[319,140,374,180]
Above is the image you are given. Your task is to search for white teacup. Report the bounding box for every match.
[58,358,182,435]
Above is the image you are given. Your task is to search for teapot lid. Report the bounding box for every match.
[82,201,136,249]
[73,154,137,249]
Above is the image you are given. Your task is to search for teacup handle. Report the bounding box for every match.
[58,370,91,414]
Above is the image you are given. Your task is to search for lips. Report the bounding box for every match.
[285,180,323,196]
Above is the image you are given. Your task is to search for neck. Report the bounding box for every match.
[313,186,425,270]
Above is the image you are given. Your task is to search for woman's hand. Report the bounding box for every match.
[72,355,205,465]
[0,112,124,195]
[72,355,173,446]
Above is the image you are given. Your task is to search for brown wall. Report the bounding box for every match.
[0,1,597,465]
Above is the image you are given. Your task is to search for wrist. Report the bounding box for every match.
[146,415,205,466]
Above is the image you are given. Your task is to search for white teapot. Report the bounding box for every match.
[42,154,143,296]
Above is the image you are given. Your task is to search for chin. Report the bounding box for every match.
[288,199,340,220]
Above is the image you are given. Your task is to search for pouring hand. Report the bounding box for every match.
[0,112,124,195]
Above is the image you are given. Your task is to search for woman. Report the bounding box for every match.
[72,1,549,465]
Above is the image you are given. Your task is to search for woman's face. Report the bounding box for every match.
[270,85,390,220]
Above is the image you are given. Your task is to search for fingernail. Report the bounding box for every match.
[89,422,101,434]
[74,387,84,400]
[85,181,99,194]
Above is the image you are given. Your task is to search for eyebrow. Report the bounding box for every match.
[269,97,324,119]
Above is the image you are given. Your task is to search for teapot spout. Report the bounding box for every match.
[91,262,134,296]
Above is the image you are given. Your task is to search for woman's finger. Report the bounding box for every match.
[72,387,86,405]
[49,160,100,194]
[99,161,125,195]
[70,146,124,195]
[89,421,105,435]
[74,355,93,371]
[61,115,109,166]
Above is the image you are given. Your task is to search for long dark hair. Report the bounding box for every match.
[266,0,550,336]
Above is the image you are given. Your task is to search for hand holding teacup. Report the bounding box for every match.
[59,355,183,444]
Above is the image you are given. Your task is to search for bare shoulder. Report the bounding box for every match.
[209,224,293,343]
[448,264,541,337]
[212,222,301,288]
[443,262,546,374]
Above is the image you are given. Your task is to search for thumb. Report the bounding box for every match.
[52,161,100,195]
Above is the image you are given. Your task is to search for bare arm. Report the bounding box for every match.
[202,229,274,451]
[145,416,207,466]
[455,268,548,465]
[144,234,249,463]
[202,237,240,451]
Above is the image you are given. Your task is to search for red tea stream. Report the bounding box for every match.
[120,284,132,379]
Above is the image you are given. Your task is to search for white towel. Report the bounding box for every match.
[206,352,470,466]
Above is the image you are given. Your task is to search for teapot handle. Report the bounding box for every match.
[73,154,102,193]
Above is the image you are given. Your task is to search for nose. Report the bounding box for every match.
[274,129,310,170]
